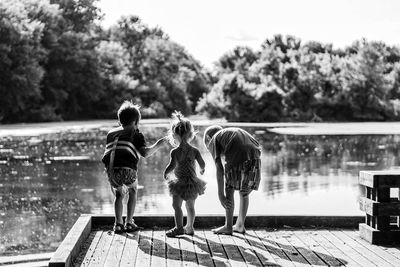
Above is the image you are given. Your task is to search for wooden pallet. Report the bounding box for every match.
[359,171,400,244]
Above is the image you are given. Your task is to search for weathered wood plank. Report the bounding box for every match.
[0,252,53,265]
[270,230,310,267]
[217,233,244,267]
[331,230,393,267]
[151,229,167,267]
[204,230,229,267]
[359,171,400,188]
[192,230,214,267]
[104,232,126,267]
[232,232,263,266]
[319,229,376,267]
[91,214,363,228]
[49,214,92,267]
[80,231,103,266]
[343,230,400,266]
[136,230,153,267]
[119,231,140,266]
[179,235,198,267]
[256,230,296,267]
[286,230,327,266]
[245,230,279,266]
[359,223,400,244]
[87,230,114,267]
[299,229,355,266]
[360,197,400,216]
[165,230,182,267]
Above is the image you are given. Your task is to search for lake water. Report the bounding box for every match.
[1,121,400,256]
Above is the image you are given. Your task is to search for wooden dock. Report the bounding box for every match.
[48,215,400,267]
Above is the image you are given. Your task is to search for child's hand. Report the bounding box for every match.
[218,194,232,209]
[200,168,205,175]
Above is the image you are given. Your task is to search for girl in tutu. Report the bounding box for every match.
[163,111,206,237]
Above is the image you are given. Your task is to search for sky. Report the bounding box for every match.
[98,0,400,68]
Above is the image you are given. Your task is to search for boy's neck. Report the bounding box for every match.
[122,123,138,130]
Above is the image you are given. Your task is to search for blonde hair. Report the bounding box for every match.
[168,111,196,146]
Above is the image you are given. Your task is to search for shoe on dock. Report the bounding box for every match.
[166,227,184,237]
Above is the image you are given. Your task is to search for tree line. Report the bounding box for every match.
[1,0,400,123]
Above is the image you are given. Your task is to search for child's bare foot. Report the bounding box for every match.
[212,225,233,235]
[233,225,246,234]
[184,226,194,235]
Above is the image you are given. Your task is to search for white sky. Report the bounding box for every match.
[98,0,400,68]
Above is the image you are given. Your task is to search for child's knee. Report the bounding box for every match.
[239,189,252,197]
[115,190,124,198]
[172,202,182,210]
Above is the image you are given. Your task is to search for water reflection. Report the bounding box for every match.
[1,123,400,255]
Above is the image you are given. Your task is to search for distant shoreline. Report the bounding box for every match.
[1,120,400,137]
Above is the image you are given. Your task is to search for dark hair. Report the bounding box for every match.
[203,125,223,147]
[117,100,141,126]
[169,111,195,145]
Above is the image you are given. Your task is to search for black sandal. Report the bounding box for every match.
[125,222,141,232]
[166,227,184,237]
[113,223,125,234]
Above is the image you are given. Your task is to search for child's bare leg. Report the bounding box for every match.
[185,199,196,234]
[126,185,137,225]
[114,189,124,225]
[172,195,184,229]
[212,186,234,235]
[233,190,251,233]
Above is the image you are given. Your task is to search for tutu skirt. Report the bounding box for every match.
[168,175,206,201]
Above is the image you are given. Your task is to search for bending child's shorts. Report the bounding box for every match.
[225,158,261,192]
[107,167,138,191]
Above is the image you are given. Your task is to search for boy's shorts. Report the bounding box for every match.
[107,167,137,190]
[225,158,261,192]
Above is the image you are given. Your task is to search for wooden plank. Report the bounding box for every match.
[165,230,182,267]
[192,230,214,267]
[119,230,140,266]
[49,214,92,267]
[270,230,310,267]
[217,233,245,267]
[2,260,49,267]
[245,230,279,266]
[104,232,126,266]
[151,230,167,267]
[359,223,400,244]
[319,229,377,267]
[0,252,53,265]
[80,231,103,266]
[136,230,153,267]
[255,230,296,267]
[87,230,114,266]
[359,171,400,188]
[285,230,326,266]
[179,235,198,267]
[299,229,355,266]
[331,230,393,267]
[360,197,400,216]
[343,230,400,266]
[232,232,263,266]
[90,214,363,228]
[204,230,229,267]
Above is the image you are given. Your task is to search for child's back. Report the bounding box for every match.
[102,125,146,171]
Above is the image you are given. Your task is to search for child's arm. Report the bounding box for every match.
[215,157,232,209]
[195,148,206,175]
[141,136,168,158]
[164,149,177,179]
